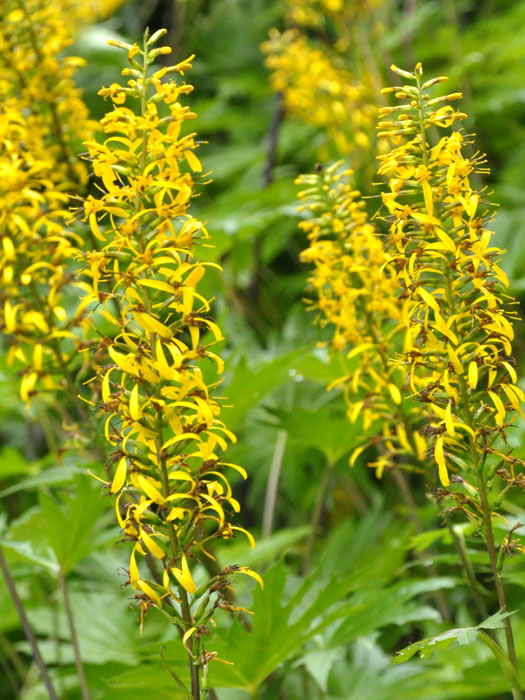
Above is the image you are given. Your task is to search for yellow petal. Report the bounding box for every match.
[387,383,402,405]
[435,436,449,487]
[172,555,197,594]
[129,383,142,420]
[111,456,127,493]
[468,361,478,390]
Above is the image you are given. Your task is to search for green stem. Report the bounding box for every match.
[58,569,90,700]
[262,429,288,538]
[0,545,59,700]
[303,459,332,573]
[444,519,489,622]
[476,474,520,688]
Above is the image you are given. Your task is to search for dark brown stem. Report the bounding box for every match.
[58,569,90,700]
[0,546,59,700]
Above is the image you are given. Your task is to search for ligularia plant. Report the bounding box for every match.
[377,63,523,698]
[79,30,260,699]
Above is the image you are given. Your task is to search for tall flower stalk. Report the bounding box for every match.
[0,1,99,447]
[297,163,428,475]
[80,30,260,698]
[377,63,523,697]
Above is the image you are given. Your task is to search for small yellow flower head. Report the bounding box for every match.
[376,63,525,493]
[80,29,259,651]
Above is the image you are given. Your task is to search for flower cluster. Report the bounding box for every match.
[376,64,525,500]
[0,0,95,189]
[262,29,375,158]
[0,1,97,432]
[80,30,260,677]
[298,163,427,475]
[285,0,382,34]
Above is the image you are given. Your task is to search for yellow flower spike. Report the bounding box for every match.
[298,163,428,477]
[374,64,525,620]
[79,31,256,669]
[262,29,377,160]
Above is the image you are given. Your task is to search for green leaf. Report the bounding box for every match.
[4,475,109,574]
[392,609,518,667]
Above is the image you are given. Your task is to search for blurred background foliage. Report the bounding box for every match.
[2,0,525,698]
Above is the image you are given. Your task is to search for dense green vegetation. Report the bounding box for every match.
[1,1,525,698]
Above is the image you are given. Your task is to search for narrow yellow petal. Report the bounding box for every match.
[468,361,478,390]
[387,383,402,405]
[129,383,142,420]
[445,402,456,437]
[111,456,127,493]
[435,436,449,487]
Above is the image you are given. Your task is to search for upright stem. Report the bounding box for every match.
[0,546,59,700]
[58,569,90,700]
[391,468,450,622]
[444,519,489,621]
[476,474,521,697]
[303,460,332,574]
[262,429,288,538]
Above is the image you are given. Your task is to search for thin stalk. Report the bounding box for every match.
[303,459,332,574]
[476,473,520,692]
[262,429,288,538]
[444,519,489,621]
[391,468,450,622]
[0,628,27,681]
[58,569,90,700]
[0,545,59,700]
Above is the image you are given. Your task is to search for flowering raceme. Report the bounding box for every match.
[0,0,95,189]
[377,64,524,491]
[0,109,89,417]
[79,30,260,692]
[297,164,427,475]
[262,29,375,157]
[0,2,98,435]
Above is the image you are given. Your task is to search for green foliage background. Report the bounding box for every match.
[2,1,525,698]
